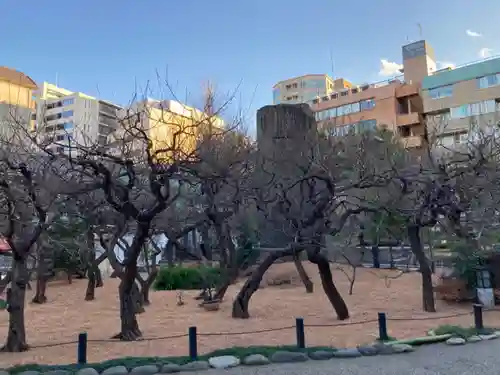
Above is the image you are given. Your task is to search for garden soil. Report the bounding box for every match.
[0,263,498,367]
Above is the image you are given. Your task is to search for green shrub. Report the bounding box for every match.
[433,324,495,338]
[153,265,224,291]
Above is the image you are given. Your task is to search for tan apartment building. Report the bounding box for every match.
[309,40,438,148]
[421,57,500,148]
[272,74,352,105]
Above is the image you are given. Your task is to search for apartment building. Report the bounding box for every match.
[34,83,121,155]
[112,98,225,161]
[272,74,352,105]
[0,66,37,138]
[422,57,500,148]
[309,41,436,148]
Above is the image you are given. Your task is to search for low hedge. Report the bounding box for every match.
[6,345,337,374]
[153,265,224,291]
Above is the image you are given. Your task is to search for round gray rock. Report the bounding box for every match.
[159,363,181,373]
[181,361,210,371]
[43,371,71,375]
[467,335,482,343]
[333,348,362,358]
[130,365,158,375]
[390,343,414,353]
[480,333,498,340]
[446,337,466,345]
[357,345,379,356]
[308,350,335,360]
[270,351,309,363]
[19,371,40,375]
[76,368,99,375]
[102,366,128,375]
[208,355,240,369]
[242,354,270,366]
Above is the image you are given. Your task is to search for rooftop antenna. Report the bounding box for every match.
[417,23,423,39]
[55,72,59,87]
[329,48,335,79]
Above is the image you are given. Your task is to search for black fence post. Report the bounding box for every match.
[188,326,198,360]
[77,332,87,365]
[372,246,380,268]
[473,304,484,330]
[378,312,389,341]
[295,317,305,349]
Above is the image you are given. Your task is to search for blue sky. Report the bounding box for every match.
[2,0,498,136]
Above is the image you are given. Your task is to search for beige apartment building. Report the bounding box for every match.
[272,74,352,105]
[421,57,500,147]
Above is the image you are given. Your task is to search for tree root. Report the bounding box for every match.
[31,295,47,304]
[111,328,143,341]
[1,342,29,352]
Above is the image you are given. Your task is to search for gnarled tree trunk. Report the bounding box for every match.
[307,248,349,320]
[232,249,292,318]
[408,224,435,312]
[32,243,53,304]
[293,253,313,293]
[2,258,29,352]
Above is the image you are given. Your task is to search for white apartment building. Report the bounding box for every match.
[34,83,121,156]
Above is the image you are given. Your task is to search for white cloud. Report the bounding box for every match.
[437,61,456,69]
[479,47,493,58]
[378,59,403,76]
[466,29,482,37]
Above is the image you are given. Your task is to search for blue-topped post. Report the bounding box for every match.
[378,312,389,341]
[188,326,198,360]
[77,332,87,365]
[295,317,305,349]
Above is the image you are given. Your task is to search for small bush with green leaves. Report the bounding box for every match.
[153,265,224,291]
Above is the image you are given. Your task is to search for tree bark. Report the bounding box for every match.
[112,277,142,341]
[232,250,290,318]
[137,268,158,306]
[32,243,52,304]
[293,253,313,293]
[307,249,349,320]
[408,225,436,312]
[2,258,29,352]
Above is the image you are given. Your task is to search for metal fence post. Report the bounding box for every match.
[77,332,87,365]
[473,304,484,330]
[378,312,389,341]
[295,317,305,349]
[188,326,198,360]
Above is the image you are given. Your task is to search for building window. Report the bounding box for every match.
[61,110,73,118]
[450,100,496,119]
[428,85,453,99]
[360,99,375,110]
[64,121,74,130]
[62,98,74,106]
[56,147,64,153]
[477,73,500,89]
[55,135,64,141]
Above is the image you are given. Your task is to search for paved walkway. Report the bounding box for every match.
[200,340,499,374]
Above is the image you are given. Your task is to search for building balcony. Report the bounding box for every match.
[402,135,423,148]
[397,112,420,127]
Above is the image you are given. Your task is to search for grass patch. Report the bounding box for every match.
[433,324,496,338]
[7,345,338,373]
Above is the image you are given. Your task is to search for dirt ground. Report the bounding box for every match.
[0,263,499,367]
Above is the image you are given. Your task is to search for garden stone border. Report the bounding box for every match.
[9,333,500,375]
[7,343,422,375]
